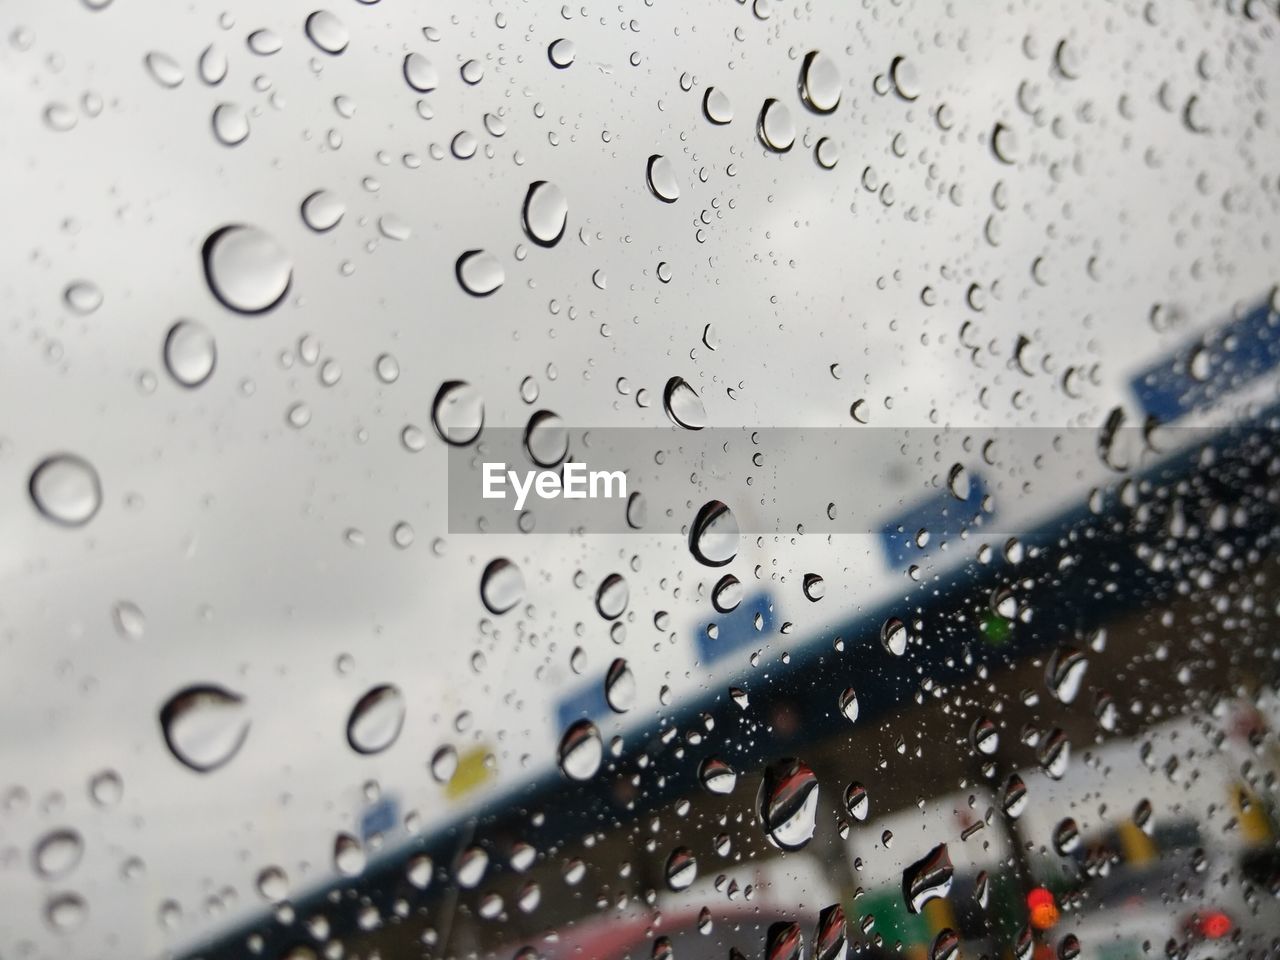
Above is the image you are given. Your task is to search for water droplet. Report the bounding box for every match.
[522,181,568,247]
[902,843,953,913]
[64,280,103,315]
[758,98,796,152]
[838,688,859,723]
[247,28,283,55]
[1002,774,1028,818]
[595,573,629,620]
[30,454,102,527]
[403,53,439,92]
[45,892,87,931]
[1046,647,1087,704]
[333,833,366,876]
[44,103,76,132]
[663,376,706,429]
[199,44,228,84]
[480,558,524,614]
[946,463,971,500]
[547,38,576,68]
[931,929,960,960]
[305,10,348,54]
[88,769,123,807]
[1053,818,1080,855]
[625,491,647,530]
[406,854,433,889]
[375,353,400,383]
[301,190,344,232]
[703,86,733,124]
[757,758,819,851]
[1134,798,1153,833]
[211,102,250,145]
[815,137,839,169]
[456,846,488,887]
[699,757,737,795]
[799,51,840,113]
[1038,729,1070,780]
[33,829,84,879]
[159,684,250,772]
[645,155,680,203]
[202,224,292,314]
[257,865,289,902]
[430,745,458,782]
[110,600,145,640]
[844,781,869,821]
[604,658,635,713]
[524,410,568,467]
[377,214,411,241]
[346,685,405,755]
[991,122,1018,164]
[451,130,478,159]
[890,56,920,100]
[689,500,739,567]
[815,905,847,960]
[432,381,484,445]
[971,715,999,755]
[144,51,184,88]
[712,574,742,613]
[881,617,908,656]
[803,573,825,601]
[558,720,602,780]
[455,250,504,296]
[164,320,217,388]
[1058,934,1081,960]
[767,922,804,960]
[665,847,697,890]
[286,402,311,429]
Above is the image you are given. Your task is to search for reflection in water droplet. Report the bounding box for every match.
[256,865,289,902]
[144,51,184,88]
[881,616,908,656]
[522,181,568,247]
[305,10,349,55]
[432,381,485,445]
[799,51,841,113]
[595,574,629,620]
[767,921,804,960]
[211,102,250,146]
[931,929,960,960]
[902,843,954,913]
[815,905,848,960]
[757,758,819,851]
[334,833,366,876]
[1038,728,1070,780]
[33,829,84,879]
[803,573,825,601]
[947,463,971,500]
[164,320,217,388]
[480,558,524,614]
[548,38,576,68]
[758,99,796,152]
[712,574,742,613]
[1053,818,1080,855]
[403,53,439,92]
[202,224,292,314]
[646,155,680,203]
[972,715,999,755]
[703,87,733,125]
[699,757,738,795]
[689,500,739,567]
[406,854,433,889]
[604,658,635,713]
[844,781,869,821]
[1046,647,1087,704]
[346,685,406,755]
[159,684,250,772]
[665,847,697,890]
[430,745,458,782]
[838,688,858,723]
[663,376,706,429]
[524,410,569,467]
[301,190,345,232]
[558,720,603,780]
[1002,773,1028,819]
[455,250,504,296]
[30,454,102,527]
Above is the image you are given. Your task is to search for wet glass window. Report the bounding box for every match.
[4,2,1280,960]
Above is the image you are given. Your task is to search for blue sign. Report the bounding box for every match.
[694,590,776,664]
[879,471,987,568]
[360,794,400,841]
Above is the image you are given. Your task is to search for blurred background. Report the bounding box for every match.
[1,0,1279,958]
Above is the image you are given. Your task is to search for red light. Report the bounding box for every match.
[1026,887,1059,930]
[1197,911,1232,939]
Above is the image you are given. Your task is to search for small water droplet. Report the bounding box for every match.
[112,600,145,639]
[758,98,796,152]
[799,51,840,113]
[703,86,733,124]
[159,684,250,772]
[890,56,920,100]
[522,181,568,246]
[689,500,738,567]
[432,381,484,445]
[604,658,635,712]
[881,616,908,656]
[164,320,217,387]
[665,847,697,890]
[403,53,439,92]
[558,720,602,780]
[548,38,576,68]
[699,757,738,795]
[803,573,825,601]
[45,892,87,931]
[844,781,869,821]
[663,376,706,429]
[144,51,184,88]
[838,688,858,723]
[211,102,250,145]
[333,833,366,876]
[64,281,103,315]
[305,10,348,54]
[33,829,84,879]
[480,558,524,614]
[645,155,680,202]
[524,410,568,467]
[30,454,102,526]
[301,190,344,232]
[202,224,292,314]
[712,574,742,613]
[455,250,504,296]
[595,574,629,620]
[347,685,406,755]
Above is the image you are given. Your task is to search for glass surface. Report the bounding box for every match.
[2,1,1279,959]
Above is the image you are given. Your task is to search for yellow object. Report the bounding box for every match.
[446,746,494,800]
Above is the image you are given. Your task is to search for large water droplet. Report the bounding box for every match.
[757,758,819,851]
[164,320,217,388]
[645,155,680,202]
[931,929,960,960]
[202,225,292,314]
[767,922,804,960]
[815,905,847,960]
[663,376,706,429]
[665,847,697,890]
[712,574,742,613]
[334,833,366,876]
[803,573,825,601]
[595,574,629,620]
[799,51,840,113]
[522,181,568,247]
[346,685,405,755]
[403,53,439,92]
[558,720,602,780]
[758,99,796,152]
[480,558,524,614]
[547,38,576,68]
[703,87,733,125]
[1038,729,1070,780]
[902,843,953,913]
[991,122,1018,164]
[159,684,250,772]
[199,44,228,84]
[455,250,504,296]
[844,781,869,821]
[29,454,102,527]
[301,190,345,232]
[305,10,348,54]
[604,658,635,713]
[432,381,485,445]
[211,102,250,146]
[689,500,739,567]
[971,715,999,755]
[1046,647,1088,704]
[246,29,283,55]
[838,688,859,724]
[1002,774,1028,819]
[890,56,920,100]
[1053,818,1080,855]
[524,410,568,467]
[45,893,87,931]
[881,616,908,656]
[33,829,84,879]
[144,51,184,88]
